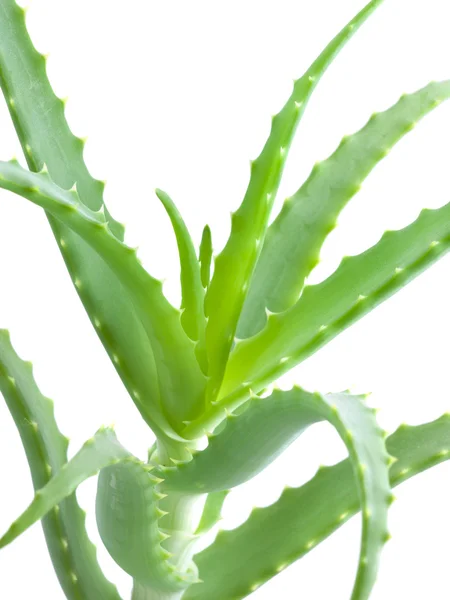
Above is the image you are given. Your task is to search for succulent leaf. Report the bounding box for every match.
[237,80,450,338]
[218,202,450,409]
[0,329,123,600]
[0,0,165,441]
[0,161,206,431]
[199,225,213,290]
[163,388,390,600]
[195,491,229,536]
[155,189,206,346]
[203,0,385,401]
[167,388,365,491]
[187,414,450,600]
[0,2,449,599]
[156,188,208,376]
[97,460,199,592]
[0,1,119,224]
[0,427,130,548]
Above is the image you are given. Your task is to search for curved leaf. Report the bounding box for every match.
[97,459,199,593]
[0,329,123,600]
[186,414,450,600]
[0,427,130,548]
[0,397,198,593]
[162,388,390,600]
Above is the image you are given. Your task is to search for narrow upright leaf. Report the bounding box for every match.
[155,188,206,345]
[204,0,385,400]
[199,225,213,289]
[97,460,199,592]
[238,80,450,338]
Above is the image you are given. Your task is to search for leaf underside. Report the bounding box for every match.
[185,414,450,600]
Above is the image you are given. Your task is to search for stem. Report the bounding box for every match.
[134,440,205,599]
[159,492,203,566]
[131,581,184,600]
[131,492,204,600]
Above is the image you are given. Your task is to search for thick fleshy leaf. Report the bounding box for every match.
[238,80,450,338]
[0,427,130,548]
[195,491,229,536]
[0,161,206,430]
[161,388,390,600]
[204,0,385,400]
[0,0,168,439]
[216,202,450,413]
[0,330,123,600]
[186,414,450,600]
[156,189,206,345]
[0,374,197,594]
[97,459,199,592]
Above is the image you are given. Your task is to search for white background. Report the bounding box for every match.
[0,0,450,597]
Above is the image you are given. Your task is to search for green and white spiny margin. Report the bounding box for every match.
[0,1,449,599]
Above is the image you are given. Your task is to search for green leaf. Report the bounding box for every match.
[0,0,170,441]
[237,80,450,338]
[0,426,130,548]
[199,225,213,289]
[0,361,197,596]
[218,202,450,410]
[164,387,328,492]
[156,188,208,376]
[163,388,390,600]
[203,0,385,401]
[97,460,199,592]
[0,329,122,600]
[0,161,206,431]
[195,491,229,536]
[186,414,450,600]
[155,189,206,345]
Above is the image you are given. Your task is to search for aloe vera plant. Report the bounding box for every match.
[1,0,449,598]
